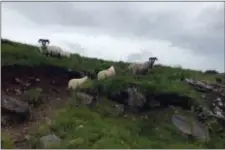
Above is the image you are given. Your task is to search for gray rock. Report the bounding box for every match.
[127,87,146,109]
[39,134,61,148]
[148,99,161,108]
[113,104,124,116]
[76,92,97,107]
[172,114,210,141]
[1,95,30,121]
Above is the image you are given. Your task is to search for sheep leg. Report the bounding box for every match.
[57,53,61,58]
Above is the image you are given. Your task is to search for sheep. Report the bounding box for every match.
[45,45,64,57]
[97,65,116,80]
[38,39,50,54]
[38,39,70,58]
[128,57,158,75]
[68,76,89,90]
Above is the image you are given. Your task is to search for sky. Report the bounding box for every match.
[1,2,225,72]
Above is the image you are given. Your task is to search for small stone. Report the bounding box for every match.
[144,115,148,119]
[56,98,61,101]
[15,89,22,95]
[15,78,21,83]
[36,78,40,82]
[77,124,84,129]
[24,135,31,140]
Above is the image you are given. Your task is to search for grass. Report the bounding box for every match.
[1,38,224,148]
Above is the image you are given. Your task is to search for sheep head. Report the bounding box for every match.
[149,57,158,68]
[38,39,50,48]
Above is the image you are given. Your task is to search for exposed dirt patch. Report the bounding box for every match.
[1,65,84,148]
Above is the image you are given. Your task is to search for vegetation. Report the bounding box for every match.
[1,39,224,148]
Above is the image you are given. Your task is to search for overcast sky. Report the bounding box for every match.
[2,2,224,72]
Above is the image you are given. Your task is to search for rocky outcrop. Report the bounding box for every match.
[184,78,225,121]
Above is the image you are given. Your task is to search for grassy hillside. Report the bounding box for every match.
[1,39,224,148]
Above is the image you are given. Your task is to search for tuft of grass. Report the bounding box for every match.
[1,132,15,149]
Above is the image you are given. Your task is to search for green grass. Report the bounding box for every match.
[1,38,224,149]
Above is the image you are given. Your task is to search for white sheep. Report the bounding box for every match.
[97,65,116,80]
[68,76,89,90]
[128,57,158,75]
[38,39,71,58]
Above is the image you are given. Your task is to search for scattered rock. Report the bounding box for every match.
[35,78,40,82]
[39,134,61,148]
[184,78,225,121]
[24,135,31,141]
[15,89,22,95]
[184,78,225,97]
[15,78,22,84]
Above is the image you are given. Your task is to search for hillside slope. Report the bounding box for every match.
[1,39,225,149]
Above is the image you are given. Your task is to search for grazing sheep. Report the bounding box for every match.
[128,57,158,75]
[38,39,70,58]
[97,65,116,80]
[68,76,89,90]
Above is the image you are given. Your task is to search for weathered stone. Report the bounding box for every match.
[39,134,61,148]
[127,87,146,109]
[112,104,124,116]
[76,92,96,106]
[1,95,30,122]
[172,115,210,141]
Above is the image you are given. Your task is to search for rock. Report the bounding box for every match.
[15,89,22,95]
[15,78,22,83]
[76,92,96,106]
[35,78,40,82]
[1,115,10,127]
[127,87,146,111]
[1,95,30,122]
[112,104,124,116]
[148,99,161,108]
[24,135,31,141]
[184,78,225,97]
[39,134,61,148]
[172,115,210,141]
[77,124,84,129]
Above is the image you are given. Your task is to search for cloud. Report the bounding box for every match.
[2,2,224,72]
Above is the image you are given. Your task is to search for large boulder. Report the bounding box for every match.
[1,95,31,124]
[107,87,146,112]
